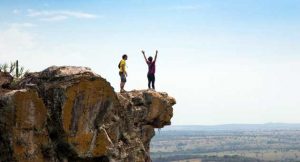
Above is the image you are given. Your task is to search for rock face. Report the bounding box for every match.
[0,66,176,162]
[0,72,13,89]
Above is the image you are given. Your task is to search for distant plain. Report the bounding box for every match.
[151,124,300,162]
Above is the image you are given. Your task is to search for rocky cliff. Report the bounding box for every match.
[0,66,176,162]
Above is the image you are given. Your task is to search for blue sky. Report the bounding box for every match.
[0,0,300,125]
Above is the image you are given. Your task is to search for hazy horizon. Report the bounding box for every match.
[171,122,300,126]
[1,0,299,125]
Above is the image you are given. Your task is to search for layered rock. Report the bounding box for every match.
[0,66,176,162]
[0,72,13,89]
[0,89,49,162]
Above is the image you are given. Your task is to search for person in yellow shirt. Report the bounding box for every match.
[119,54,128,93]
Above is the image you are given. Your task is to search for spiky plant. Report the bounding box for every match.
[0,63,9,72]
[0,60,29,79]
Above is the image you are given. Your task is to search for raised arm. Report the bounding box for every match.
[141,50,148,63]
[154,50,158,62]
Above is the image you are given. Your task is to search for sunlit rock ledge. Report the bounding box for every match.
[0,66,176,162]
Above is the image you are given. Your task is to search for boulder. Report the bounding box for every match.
[0,72,13,89]
[0,66,176,162]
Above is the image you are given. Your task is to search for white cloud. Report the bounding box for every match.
[60,11,97,19]
[170,5,202,11]
[10,23,36,28]
[0,27,36,62]
[13,9,20,14]
[40,15,68,22]
[27,9,97,21]
[0,25,105,72]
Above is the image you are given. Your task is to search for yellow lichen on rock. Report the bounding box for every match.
[0,66,176,162]
[147,97,162,122]
[92,128,112,156]
[143,91,176,128]
[61,78,117,156]
[68,132,94,155]
[1,89,48,162]
[14,89,47,130]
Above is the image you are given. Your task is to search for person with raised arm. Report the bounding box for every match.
[142,50,158,90]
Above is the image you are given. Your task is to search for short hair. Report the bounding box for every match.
[148,56,153,62]
[122,54,127,59]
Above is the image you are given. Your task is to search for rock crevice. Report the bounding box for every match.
[0,66,176,162]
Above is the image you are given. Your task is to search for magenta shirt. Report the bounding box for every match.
[147,61,156,74]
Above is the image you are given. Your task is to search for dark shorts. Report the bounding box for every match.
[119,72,126,82]
[147,73,155,82]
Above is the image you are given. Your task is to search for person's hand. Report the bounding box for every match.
[156,50,158,54]
[125,72,128,77]
[141,50,145,54]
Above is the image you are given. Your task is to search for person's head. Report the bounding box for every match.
[148,56,153,62]
[122,54,128,60]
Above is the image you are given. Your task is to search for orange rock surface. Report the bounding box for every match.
[0,66,176,162]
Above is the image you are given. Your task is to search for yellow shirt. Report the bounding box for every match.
[119,59,126,72]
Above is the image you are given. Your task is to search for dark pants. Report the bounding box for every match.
[147,73,155,89]
[119,72,126,82]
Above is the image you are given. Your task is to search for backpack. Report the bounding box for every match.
[118,61,121,69]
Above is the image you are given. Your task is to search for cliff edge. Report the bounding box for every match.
[0,66,175,162]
